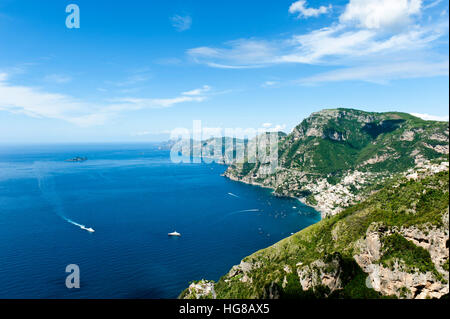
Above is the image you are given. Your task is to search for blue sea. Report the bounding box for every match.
[0,144,320,298]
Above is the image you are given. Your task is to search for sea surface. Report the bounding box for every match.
[0,144,320,298]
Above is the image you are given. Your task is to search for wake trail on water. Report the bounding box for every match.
[34,163,95,233]
[62,217,95,232]
[213,208,261,225]
[235,209,260,213]
[227,192,240,198]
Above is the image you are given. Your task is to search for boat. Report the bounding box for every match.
[168,231,181,237]
[80,225,95,233]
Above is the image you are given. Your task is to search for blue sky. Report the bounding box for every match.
[0,0,448,143]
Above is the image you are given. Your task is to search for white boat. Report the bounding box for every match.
[168,231,181,237]
[80,225,95,233]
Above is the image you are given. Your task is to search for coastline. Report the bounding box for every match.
[223,169,326,219]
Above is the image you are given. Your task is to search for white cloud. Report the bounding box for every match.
[289,1,331,18]
[265,124,287,132]
[0,74,210,126]
[340,0,422,30]
[182,85,211,96]
[188,39,280,68]
[258,123,287,132]
[189,22,446,67]
[171,15,192,32]
[299,60,449,84]
[423,0,443,9]
[411,113,449,121]
[187,0,448,84]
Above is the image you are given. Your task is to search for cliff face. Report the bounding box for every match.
[224,109,449,217]
[181,168,449,299]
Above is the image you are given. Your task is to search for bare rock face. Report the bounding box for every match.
[400,130,415,141]
[183,280,216,299]
[423,142,449,155]
[400,223,449,279]
[225,260,258,285]
[354,222,449,299]
[297,255,343,295]
[353,224,385,280]
[262,282,281,299]
[370,264,447,299]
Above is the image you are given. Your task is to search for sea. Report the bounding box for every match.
[0,144,320,298]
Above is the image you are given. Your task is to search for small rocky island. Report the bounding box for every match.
[65,156,88,162]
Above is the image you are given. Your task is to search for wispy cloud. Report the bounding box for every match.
[261,123,287,132]
[182,85,211,96]
[107,70,152,87]
[0,73,211,126]
[299,60,449,84]
[188,39,282,68]
[262,81,278,88]
[187,0,448,83]
[171,14,192,32]
[411,112,449,121]
[289,1,332,19]
[423,0,443,10]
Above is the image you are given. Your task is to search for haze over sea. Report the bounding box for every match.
[0,144,320,298]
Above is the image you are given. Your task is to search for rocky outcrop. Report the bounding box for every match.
[353,219,449,299]
[400,214,449,279]
[368,263,446,299]
[297,255,343,295]
[225,261,258,285]
[181,280,216,299]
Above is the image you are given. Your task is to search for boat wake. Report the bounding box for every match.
[34,163,95,233]
[62,217,95,233]
[213,208,261,225]
[235,209,260,213]
[227,192,240,198]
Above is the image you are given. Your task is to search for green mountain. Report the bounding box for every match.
[225,108,449,216]
[179,108,449,299]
